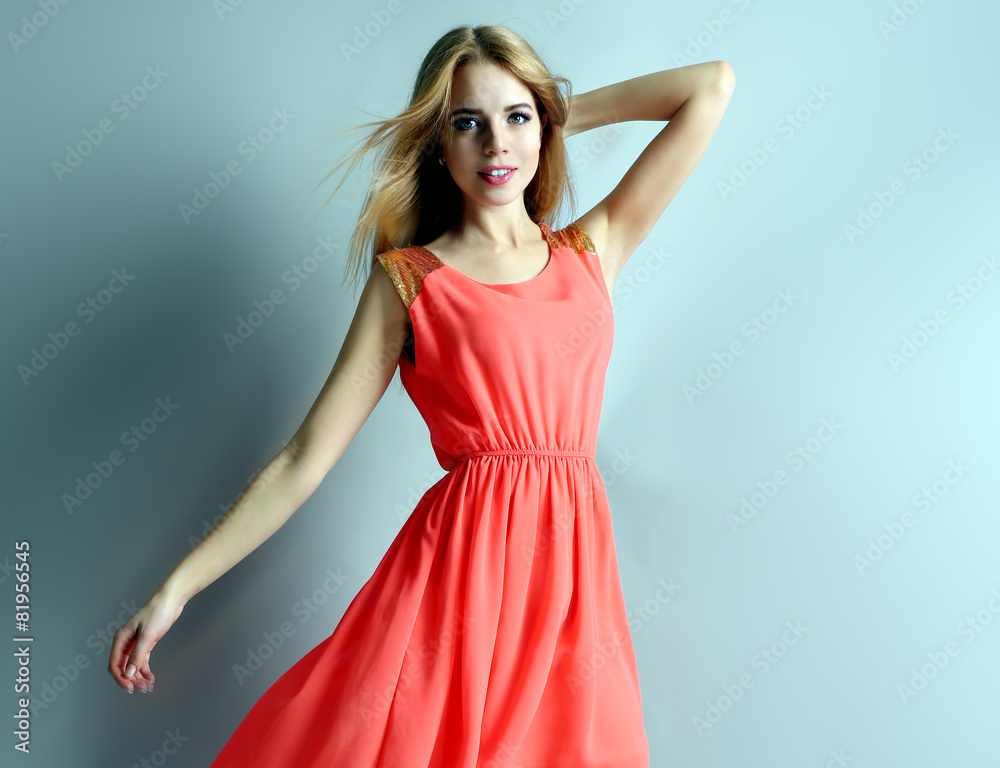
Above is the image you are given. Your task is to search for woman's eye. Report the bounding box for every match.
[453,112,532,132]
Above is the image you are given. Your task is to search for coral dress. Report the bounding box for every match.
[209,220,649,768]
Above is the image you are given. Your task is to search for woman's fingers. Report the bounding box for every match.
[108,623,139,692]
[126,647,156,692]
[130,668,154,693]
[109,617,155,692]
[108,594,182,694]
[122,628,158,693]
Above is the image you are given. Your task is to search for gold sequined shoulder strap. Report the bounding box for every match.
[372,247,444,310]
[544,220,597,256]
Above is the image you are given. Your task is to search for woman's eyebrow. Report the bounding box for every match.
[450,103,533,116]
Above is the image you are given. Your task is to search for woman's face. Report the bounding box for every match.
[439,61,547,213]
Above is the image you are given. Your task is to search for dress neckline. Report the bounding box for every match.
[409,221,555,288]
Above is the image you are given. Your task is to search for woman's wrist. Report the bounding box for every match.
[564,85,626,138]
[564,91,594,139]
[152,572,192,609]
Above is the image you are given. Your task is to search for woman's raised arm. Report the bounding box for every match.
[566,60,735,288]
[108,261,410,693]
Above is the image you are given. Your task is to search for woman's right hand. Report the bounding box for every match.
[108,591,185,694]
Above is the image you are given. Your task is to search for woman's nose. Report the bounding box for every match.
[482,123,508,155]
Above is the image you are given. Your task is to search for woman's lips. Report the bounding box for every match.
[478,168,515,185]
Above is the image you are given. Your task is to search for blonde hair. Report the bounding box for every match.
[315,24,577,296]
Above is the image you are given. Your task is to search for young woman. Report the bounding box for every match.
[108,23,733,767]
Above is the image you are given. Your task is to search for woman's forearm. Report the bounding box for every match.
[153,443,322,607]
[565,60,731,137]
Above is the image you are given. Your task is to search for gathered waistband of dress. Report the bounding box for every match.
[449,448,596,468]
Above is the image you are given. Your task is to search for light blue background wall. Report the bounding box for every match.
[2,0,998,766]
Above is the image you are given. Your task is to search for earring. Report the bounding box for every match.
[438,156,445,166]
